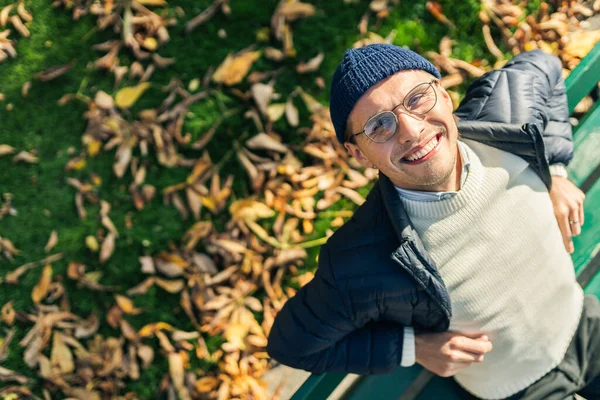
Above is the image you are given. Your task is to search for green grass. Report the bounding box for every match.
[0,0,494,396]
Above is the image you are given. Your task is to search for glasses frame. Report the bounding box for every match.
[351,79,439,144]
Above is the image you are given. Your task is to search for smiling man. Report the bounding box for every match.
[266,44,600,400]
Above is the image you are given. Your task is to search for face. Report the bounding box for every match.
[344,70,461,192]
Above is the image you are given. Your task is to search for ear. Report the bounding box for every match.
[344,141,373,169]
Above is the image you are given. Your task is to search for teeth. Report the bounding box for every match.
[405,135,439,161]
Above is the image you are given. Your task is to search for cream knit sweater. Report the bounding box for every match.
[399,140,584,399]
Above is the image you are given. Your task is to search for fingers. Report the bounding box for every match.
[450,335,493,356]
[556,213,573,253]
[447,350,486,363]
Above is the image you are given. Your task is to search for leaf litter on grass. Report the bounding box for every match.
[1,0,599,399]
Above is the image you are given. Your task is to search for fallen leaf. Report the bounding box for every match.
[50,332,74,374]
[212,50,262,86]
[114,82,151,109]
[246,132,288,153]
[44,230,58,253]
[99,232,116,263]
[296,52,324,74]
[230,200,275,221]
[155,278,185,293]
[31,264,52,304]
[285,97,299,127]
[34,61,76,81]
[0,145,15,156]
[1,301,15,325]
[12,150,39,163]
[278,2,316,21]
[115,294,143,315]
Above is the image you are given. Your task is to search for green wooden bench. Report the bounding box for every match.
[291,40,600,400]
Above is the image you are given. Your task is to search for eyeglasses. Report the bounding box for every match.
[351,79,439,144]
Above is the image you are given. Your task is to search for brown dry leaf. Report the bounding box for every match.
[0,366,29,384]
[12,150,39,163]
[285,97,299,127]
[155,278,185,293]
[99,232,116,264]
[0,144,15,156]
[1,301,15,325]
[44,230,58,253]
[114,82,151,109]
[246,132,288,153]
[336,187,366,206]
[21,81,31,97]
[126,277,156,295]
[31,264,52,304]
[50,332,74,374]
[137,343,154,368]
[17,2,32,22]
[230,199,275,221]
[34,61,76,81]
[212,50,262,86]
[94,90,114,110]
[251,83,274,116]
[169,352,191,400]
[0,5,14,28]
[9,15,29,37]
[139,255,156,274]
[74,313,99,338]
[4,253,63,284]
[278,1,316,21]
[296,52,324,74]
[155,252,188,277]
[115,294,143,315]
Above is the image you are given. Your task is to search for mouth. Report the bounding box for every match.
[401,132,443,165]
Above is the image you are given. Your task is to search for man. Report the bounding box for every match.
[266,44,600,399]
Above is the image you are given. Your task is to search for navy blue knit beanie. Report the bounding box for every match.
[330,44,441,143]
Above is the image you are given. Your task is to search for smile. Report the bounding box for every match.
[401,133,443,164]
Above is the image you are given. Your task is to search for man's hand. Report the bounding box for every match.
[415,331,492,377]
[549,176,586,254]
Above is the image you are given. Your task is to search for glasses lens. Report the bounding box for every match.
[364,112,397,143]
[404,82,436,115]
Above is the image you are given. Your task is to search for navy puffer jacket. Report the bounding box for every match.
[266,50,573,374]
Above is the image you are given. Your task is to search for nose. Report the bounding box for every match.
[393,110,425,144]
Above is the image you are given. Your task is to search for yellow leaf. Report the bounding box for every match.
[85,235,99,252]
[142,37,158,51]
[31,264,52,303]
[212,51,262,86]
[135,0,167,5]
[114,82,151,109]
[138,321,174,337]
[87,139,102,157]
[229,200,275,222]
[266,103,286,122]
[115,294,143,315]
[195,376,220,392]
[224,323,249,351]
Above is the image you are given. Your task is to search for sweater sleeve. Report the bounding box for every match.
[266,245,406,375]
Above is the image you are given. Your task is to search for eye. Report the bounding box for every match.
[406,93,424,110]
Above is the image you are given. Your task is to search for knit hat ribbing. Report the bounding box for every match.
[329,44,441,143]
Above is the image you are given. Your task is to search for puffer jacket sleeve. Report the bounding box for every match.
[266,245,405,375]
[455,49,573,166]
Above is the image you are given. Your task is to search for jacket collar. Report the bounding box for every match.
[376,173,415,243]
